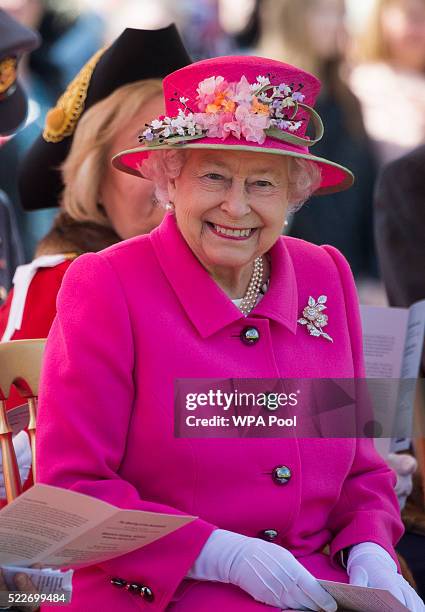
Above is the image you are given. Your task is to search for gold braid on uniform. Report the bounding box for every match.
[43,47,106,143]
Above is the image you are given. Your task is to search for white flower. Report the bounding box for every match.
[281,98,295,109]
[162,127,172,138]
[258,92,271,103]
[197,75,225,96]
[288,121,302,132]
[256,75,271,87]
[179,96,189,105]
[151,119,163,130]
[250,82,261,93]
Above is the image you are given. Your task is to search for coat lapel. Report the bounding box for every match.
[151,214,298,338]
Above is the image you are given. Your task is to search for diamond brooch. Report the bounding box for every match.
[297,295,333,342]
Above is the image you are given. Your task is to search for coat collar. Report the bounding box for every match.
[151,214,298,338]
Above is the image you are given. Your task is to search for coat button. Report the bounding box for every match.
[127,583,142,594]
[259,528,279,542]
[272,465,292,484]
[240,326,260,345]
[111,577,127,588]
[140,586,154,602]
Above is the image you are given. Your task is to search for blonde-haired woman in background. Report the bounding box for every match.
[0,24,191,344]
[0,77,164,343]
[350,0,425,166]
[258,0,378,283]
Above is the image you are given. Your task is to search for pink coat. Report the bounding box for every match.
[37,213,403,611]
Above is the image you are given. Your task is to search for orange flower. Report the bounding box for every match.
[206,103,221,113]
[251,96,269,115]
[214,92,227,106]
[223,99,236,113]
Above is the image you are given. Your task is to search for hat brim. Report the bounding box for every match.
[0,81,28,136]
[112,139,354,196]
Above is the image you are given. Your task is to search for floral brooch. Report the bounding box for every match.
[297,296,333,342]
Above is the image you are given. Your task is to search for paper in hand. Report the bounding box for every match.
[0,565,72,597]
[319,580,409,612]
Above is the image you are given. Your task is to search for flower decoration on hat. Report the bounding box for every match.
[297,295,333,342]
[139,74,324,149]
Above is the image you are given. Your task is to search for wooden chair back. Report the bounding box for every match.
[0,339,46,502]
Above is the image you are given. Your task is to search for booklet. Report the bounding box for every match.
[0,483,196,568]
[319,580,409,612]
[360,299,425,452]
[5,403,29,436]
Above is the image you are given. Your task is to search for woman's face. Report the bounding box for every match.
[305,0,347,60]
[168,149,290,274]
[381,0,425,71]
[100,94,165,240]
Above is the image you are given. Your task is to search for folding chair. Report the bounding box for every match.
[0,339,45,503]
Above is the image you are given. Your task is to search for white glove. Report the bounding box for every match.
[347,542,425,612]
[0,431,32,498]
[187,529,337,611]
[387,453,417,510]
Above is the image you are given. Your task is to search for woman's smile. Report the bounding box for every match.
[205,221,258,241]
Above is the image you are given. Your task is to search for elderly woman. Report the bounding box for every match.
[36,56,424,611]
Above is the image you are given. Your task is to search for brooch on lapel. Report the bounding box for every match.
[297,295,333,342]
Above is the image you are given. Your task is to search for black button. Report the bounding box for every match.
[140,586,155,602]
[272,465,292,485]
[111,577,127,588]
[110,578,154,602]
[240,326,260,345]
[259,528,279,542]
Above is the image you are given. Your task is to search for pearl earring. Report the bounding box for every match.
[165,202,175,212]
[284,220,289,227]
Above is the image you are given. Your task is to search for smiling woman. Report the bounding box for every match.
[141,148,320,297]
[36,55,425,612]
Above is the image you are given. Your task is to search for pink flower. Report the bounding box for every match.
[235,105,270,144]
[196,76,229,112]
[233,75,253,108]
[194,112,224,139]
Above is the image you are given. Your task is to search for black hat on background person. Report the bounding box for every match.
[0,9,40,136]
[18,24,192,211]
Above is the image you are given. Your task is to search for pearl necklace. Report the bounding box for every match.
[238,256,264,317]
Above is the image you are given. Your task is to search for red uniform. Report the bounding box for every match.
[0,259,74,341]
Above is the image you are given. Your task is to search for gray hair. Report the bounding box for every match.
[139,149,321,211]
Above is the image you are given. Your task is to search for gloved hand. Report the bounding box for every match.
[347,542,425,612]
[0,431,32,498]
[387,453,417,510]
[187,529,337,611]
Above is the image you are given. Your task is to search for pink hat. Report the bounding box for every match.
[112,55,354,195]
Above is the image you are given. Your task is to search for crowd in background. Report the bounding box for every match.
[1,0,425,607]
[1,0,425,302]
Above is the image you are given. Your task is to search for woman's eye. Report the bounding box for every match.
[253,180,273,187]
[204,173,225,181]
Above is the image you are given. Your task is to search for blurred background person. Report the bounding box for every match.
[257,0,378,287]
[0,8,39,302]
[350,0,425,167]
[374,144,425,597]
[0,0,105,260]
